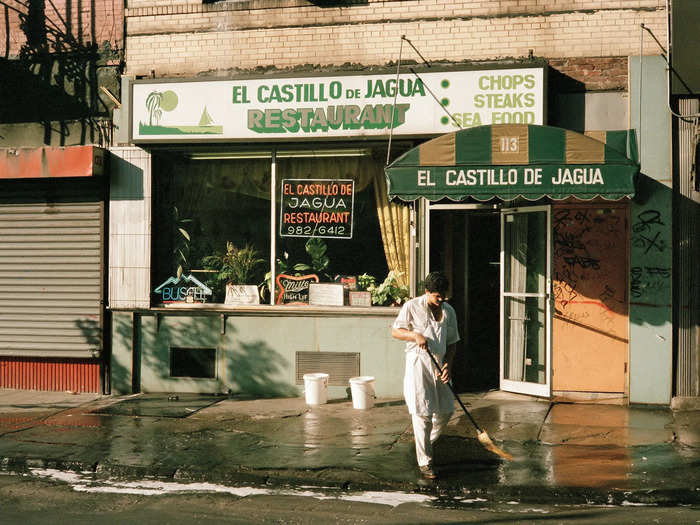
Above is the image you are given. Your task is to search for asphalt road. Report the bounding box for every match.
[1,472,697,524]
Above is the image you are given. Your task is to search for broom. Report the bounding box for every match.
[425,349,513,461]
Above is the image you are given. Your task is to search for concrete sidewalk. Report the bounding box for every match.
[0,389,698,505]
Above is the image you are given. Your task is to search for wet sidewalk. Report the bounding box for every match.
[0,389,698,505]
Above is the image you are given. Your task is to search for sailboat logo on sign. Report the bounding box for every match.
[139,90,224,135]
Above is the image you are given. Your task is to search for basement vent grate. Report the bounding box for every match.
[295,351,360,386]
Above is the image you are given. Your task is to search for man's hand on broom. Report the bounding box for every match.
[436,363,450,384]
[414,332,428,350]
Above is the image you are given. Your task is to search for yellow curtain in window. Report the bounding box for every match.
[372,169,410,288]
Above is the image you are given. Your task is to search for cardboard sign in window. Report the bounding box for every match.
[308,283,345,306]
[349,291,372,307]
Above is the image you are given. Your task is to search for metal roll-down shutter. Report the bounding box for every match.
[0,179,105,391]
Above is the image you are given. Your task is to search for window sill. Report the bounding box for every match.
[109,303,401,317]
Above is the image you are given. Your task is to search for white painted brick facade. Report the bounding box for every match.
[125,0,666,86]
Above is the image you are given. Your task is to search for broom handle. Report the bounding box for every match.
[425,348,483,433]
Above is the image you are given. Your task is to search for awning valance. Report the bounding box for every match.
[385,124,639,202]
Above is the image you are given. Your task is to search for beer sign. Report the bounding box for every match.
[275,273,319,304]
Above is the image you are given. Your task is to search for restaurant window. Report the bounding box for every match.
[151,147,410,307]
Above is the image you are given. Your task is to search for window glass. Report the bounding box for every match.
[271,154,389,305]
[152,154,271,304]
[152,148,399,307]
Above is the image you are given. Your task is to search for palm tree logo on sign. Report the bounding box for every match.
[139,90,223,135]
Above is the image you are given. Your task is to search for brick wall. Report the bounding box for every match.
[124,0,667,85]
[1,0,123,58]
[0,0,124,146]
[549,57,629,91]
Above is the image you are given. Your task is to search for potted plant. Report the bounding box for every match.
[201,242,265,304]
[360,271,409,306]
[260,238,331,303]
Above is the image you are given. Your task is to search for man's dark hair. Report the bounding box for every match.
[423,271,449,294]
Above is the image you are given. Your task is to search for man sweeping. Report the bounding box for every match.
[391,271,460,480]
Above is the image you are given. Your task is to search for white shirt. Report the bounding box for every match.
[393,295,461,415]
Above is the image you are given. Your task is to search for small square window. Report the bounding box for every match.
[170,347,216,378]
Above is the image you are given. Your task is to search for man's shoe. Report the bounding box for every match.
[419,465,437,479]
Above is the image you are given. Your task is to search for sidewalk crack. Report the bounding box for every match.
[536,401,555,442]
[387,424,412,450]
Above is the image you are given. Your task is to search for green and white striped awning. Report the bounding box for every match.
[385,124,639,201]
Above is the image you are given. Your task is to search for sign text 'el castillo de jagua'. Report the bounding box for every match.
[415,166,605,187]
[280,179,354,239]
[387,164,636,201]
[131,67,545,141]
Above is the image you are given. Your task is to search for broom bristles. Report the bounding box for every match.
[477,430,513,461]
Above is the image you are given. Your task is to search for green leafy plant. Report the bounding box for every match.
[366,271,409,306]
[172,206,192,278]
[260,238,331,299]
[304,237,330,279]
[357,273,376,291]
[202,243,265,294]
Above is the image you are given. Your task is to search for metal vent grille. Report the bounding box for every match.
[295,352,360,386]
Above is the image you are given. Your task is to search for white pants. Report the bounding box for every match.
[411,413,452,467]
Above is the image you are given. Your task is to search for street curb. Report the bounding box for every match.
[2,455,698,506]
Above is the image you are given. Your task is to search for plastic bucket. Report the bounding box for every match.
[303,373,329,405]
[349,376,375,409]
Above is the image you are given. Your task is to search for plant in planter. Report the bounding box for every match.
[363,271,409,306]
[260,238,331,302]
[357,273,377,292]
[201,242,265,304]
[304,237,330,280]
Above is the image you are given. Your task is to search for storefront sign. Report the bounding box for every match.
[280,179,354,239]
[386,125,639,201]
[389,164,636,201]
[153,274,212,303]
[275,274,319,304]
[131,67,545,141]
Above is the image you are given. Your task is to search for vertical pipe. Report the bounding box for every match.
[639,25,644,161]
[409,202,416,297]
[386,36,404,167]
[270,150,277,305]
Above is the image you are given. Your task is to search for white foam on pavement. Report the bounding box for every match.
[339,491,433,506]
[28,468,435,507]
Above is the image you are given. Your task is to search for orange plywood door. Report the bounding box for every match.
[552,205,629,393]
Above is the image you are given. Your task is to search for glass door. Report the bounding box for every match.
[500,206,551,397]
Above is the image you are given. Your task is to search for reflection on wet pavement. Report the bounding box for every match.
[92,394,224,418]
[550,445,630,487]
[0,392,696,502]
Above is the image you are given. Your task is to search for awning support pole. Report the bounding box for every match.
[386,36,405,166]
[410,202,417,297]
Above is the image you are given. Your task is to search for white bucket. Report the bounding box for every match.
[303,373,329,405]
[349,376,375,409]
